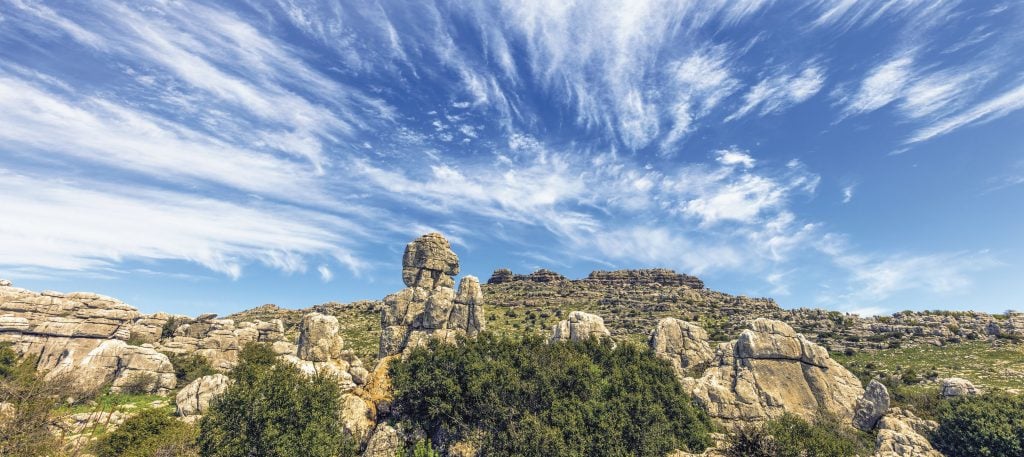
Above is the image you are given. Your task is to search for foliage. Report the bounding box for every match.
[0,352,68,456]
[164,352,216,384]
[162,316,187,339]
[95,408,198,457]
[931,392,1024,457]
[723,413,874,457]
[405,439,442,457]
[0,343,17,378]
[118,371,158,395]
[390,332,712,457]
[197,343,358,457]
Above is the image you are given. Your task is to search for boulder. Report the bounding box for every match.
[688,319,863,424]
[853,379,890,431]
[379,234,485,357]
[939,377,979,397]
[297,313,345,362]
[341,392,377,445]
[649,318,714,378]
[362,423,404,457]
[874,408,942,456]
[550,311,611,343]
[49,339,176,395]
[176,374,231,416]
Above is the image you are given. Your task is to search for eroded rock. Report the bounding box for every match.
[688,319,863,424]
[939,377,979,398]
[649,318,714,379]
[853,379,890,431]
[550,311,612,344]
[176,373,231,417]
[874,407,942,457]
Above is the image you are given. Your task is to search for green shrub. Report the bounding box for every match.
[0,355,68,456]
[723,413,874,457]
[405,439,441,457]
[118,372,157,395]
[932,393,1024,457]
[95,408,198,457]
[390,332,712,457]
[197,343,358,457]
[164,352,216,384]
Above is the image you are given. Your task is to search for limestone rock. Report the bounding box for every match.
[401,233,459,288]
[688,319,863,424]
[362,423,404,457]
[341,392,377,445]
[853,380,890,431]
[297,313,345,362]
[586,269,704,288]
[874,408,942,457]
[649,318,714,378]
[156,318,261,371]
[940,377,979,397]
[379,234,485,357]
[550,311,611,343]
[175,374,231,416]
[49,339,176,395]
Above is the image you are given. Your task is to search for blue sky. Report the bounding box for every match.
[1,1,1023,317]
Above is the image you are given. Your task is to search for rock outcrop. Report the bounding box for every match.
[156,316,282,371]
[586,269,704,289]
[649,318,714,379]
[379,234,485,357]
[49,339,176,395]
[550,311,612,344]
[853,379,890,431]
[874,407,942,457]
[0,282,164,371]
[176,374,231,417]
[486,268,567,284]
[687,319,863,423]
[341,392,377,445]
[280,312,368,389]
[939,377,979,397]
[362,423,404,457]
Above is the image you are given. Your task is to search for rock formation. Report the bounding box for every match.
[939,377,979,397]
[586,269,704,289]
[550,311,612,344]
[362,423,404,457]
[853,380,890,431]
[280,312,368,389]
[486,268,567,284]
[379,233,485,357]
[341,392,377,445]
[649,318,715,379]
[686,319,863,423]
[157,316,281,371]
[49,339,177,395]
[874,408,942,457]
[176,374,231,417]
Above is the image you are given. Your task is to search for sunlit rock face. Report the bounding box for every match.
[686,318,864,424]
[379,233,485,358]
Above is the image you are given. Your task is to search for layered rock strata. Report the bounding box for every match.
[379,233,485,357]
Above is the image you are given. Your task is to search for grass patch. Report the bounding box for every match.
[834,341,1024,391]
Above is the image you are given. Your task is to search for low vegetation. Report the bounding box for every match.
[0,343,68,456]
[834,341,1024,391]
[95,408,198,457]
[197,343,359,457]
[389,332,713,457]
[164,352,216,384]
[931,393,1024,457]
[723,413,874,457]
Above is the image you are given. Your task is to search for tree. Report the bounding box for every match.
[197,343,358,457]
[389,333,712,457]
[95,408,198,457]
[0,346,67,456]
[932,393,1024,457]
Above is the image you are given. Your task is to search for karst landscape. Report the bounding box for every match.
[4,1,1024,456]
[1,233,1023,456]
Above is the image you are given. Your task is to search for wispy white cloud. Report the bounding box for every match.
[842,185,855,203]
[908,81,1024,143]
[844,55,915,115]
[318,265,334,282]
[727,63,825,121]
[0,169,366,278]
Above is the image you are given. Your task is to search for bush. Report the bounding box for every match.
[118,372,157,394]
[164,352,216,384]
[389,332,712,457]
[931,393,1024,457]
[723,413,874,457]
[0,353,68,456]
[95,408,198,457]
[197,343,358,457]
